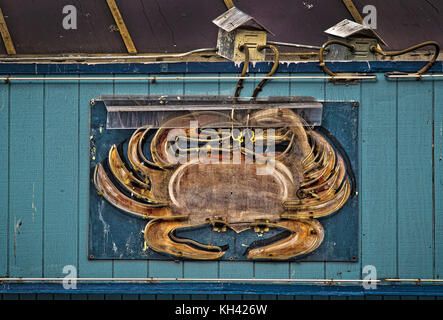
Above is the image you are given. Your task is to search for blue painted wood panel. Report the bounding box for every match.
[435,81,443,279]
[43,76,79,277]
[397,80,434,278]
[0,66,441,297]
[9,77,45,277]
[0,80,9,277]
[360,77,398,278]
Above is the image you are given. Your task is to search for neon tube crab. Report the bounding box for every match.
[93,108,351,260]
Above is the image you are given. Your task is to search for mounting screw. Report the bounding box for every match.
[89,254,94,259]
[296,189,307,199]
[354,102,359,107]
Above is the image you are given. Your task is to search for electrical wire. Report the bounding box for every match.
[234,45,250,102]
[0,48,218,62]
[370,41,440,76]
[267,41,322,50]
[318,40,356,77]
[251,44,280,98]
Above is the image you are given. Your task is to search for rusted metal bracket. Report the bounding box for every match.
[342,0,363,23]
[223,0,235,9]
[105,0,137,54]
[0,8,16,55]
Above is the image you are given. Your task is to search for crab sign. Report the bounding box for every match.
[93,108,351,260]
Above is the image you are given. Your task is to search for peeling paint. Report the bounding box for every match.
[279,60,315,66]
[16,219,22,234]
[125,234,135,255]
[31,182,36,220]
[97,199,110,252]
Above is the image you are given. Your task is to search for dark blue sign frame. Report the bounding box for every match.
[88,100,359,262]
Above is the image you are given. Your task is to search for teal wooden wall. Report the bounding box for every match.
[0,71,442,298]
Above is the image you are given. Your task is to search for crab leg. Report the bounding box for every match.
[93,163,168,219]
[128,128,158,175]
[151,128,180,169]
[138,127,164,169]
[301,132,317,167]
[298,154,347,201]
[301,131,336,183]
[144,219,227,260]
[108,144,167,205]
[282,177,351,219]
[127,129,172,200]
[246,219,324,260]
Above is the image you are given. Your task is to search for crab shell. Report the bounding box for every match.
[93,108,351,260]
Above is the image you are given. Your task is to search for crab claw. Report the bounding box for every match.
[245,219,324,260]
[144,219,227,260]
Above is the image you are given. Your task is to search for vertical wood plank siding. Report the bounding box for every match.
[435,82,443,280]
[0,71,441,299]
[9,77,45,277]
[0,78,8,277]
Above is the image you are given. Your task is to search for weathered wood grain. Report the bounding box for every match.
[397,80,433,278]
[0,80,9,277]
[43,75,79,277]
[361,76,397,278]
[9,76,44,277]
[435,80,443,279]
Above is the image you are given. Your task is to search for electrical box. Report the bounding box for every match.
[213,6,273,62]
[216,28,267,62]
[325,36,379,60]
[324,19,387,61]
